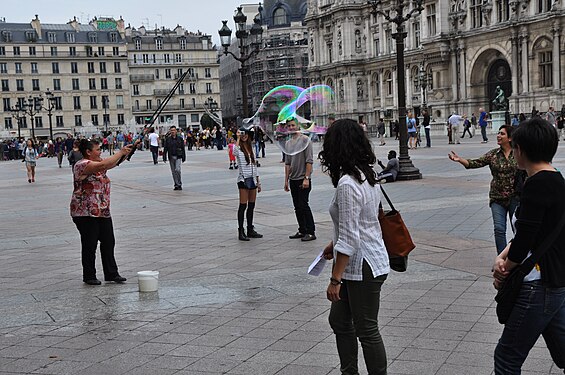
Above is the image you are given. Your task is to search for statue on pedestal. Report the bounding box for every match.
[492,86,508,111]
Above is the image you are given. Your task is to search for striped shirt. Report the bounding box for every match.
[329,174,390,281]
[233,145,258,183]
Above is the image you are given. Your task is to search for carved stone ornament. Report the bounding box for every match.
[482,0,493,26]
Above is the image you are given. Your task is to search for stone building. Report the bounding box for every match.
[125,25,220,132]
[219,1,309,124]
[305,0,565,128]
[0,15,131,139]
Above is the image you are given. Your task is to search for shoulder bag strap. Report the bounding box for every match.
[379,185,396,212]
[520,210,565,272]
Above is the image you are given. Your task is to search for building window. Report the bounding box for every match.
[0,63,7,74]
[539,51,552,87]
[116,95,124,109]
[2,98,10,111]
[190,83,196,94]
[1,80,8,91]
[101,78,108,90]
[69,46,76,56]
[109,32,118,43]
[165,69,171,79]
[156,38,163,50]
[97,47,104,56]
[178,84,184,94]
[385,70,392,96]
[538,0,552,12]
[142,54,149,63]
[75,115,82,126]
[90,96,97,109]
[114,62,121,73]
[164,54,170,63]
[470,0,483,28]
[88,33,97,43]
[175,53,182,63]
[48,32,57,43]
[180,98,185,109]
[497,0,510,21]
[29,46,36,56]
[204,68,211,78]
[13,46,20,56]
[133,85,139,95]
[327,43,333,63]
[115,78,122,89]
[135,39,141,50]
[89,78,96,90]
[66,32,75,43]
[72,79,80,90]
[2,31,12,42]
[88,62,95,73]
[91,114,98,125]
[99,62,107,73]
[146,100,152,110]
[71,62,78,74]
[102,96,109,110]
[14,63,21,73]
[50,47,57,56]
[273,7,288,25]
[0,46,4,55]
[113,47,119,56]
[85,46,93,56]
[5,117,13,129]
[135,100,139,110]
[427,3,437,35]
[206,83,212,93]
[73,96,81,110]
[191,114,199,122]
[413,22,421,48]
[373,74,380,96]
[32,79,40,91]
[31,62,38,73]
[117,114,125,125]
[35,117,43,128]
[179,38,186,49]
[155,69,160,79]
[53,97,62,110]
[53,79,61,91]
[52,62,59,74]
[152,54,156,63]
[16,79,24,91]
[56,116,64,127]
[385,29,393,54]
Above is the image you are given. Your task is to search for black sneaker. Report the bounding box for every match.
[84,279,102,285]
[301,234,317,242]
[289,232,304,239]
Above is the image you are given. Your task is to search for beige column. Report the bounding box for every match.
[511,32,519,95]
[552,23,561,90]
[520,31,529,93]
[451,41,458,101]
[459,42,467,100]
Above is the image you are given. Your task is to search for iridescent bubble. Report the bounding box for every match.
[243,84,335,155]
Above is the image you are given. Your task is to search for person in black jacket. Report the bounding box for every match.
[493,117,565,374]
[163,126,186,190]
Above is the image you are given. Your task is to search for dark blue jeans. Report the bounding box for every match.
[424,127,431,147]
[494,280,565,374]
[490,198,519,254]
[481,125,488,141]
[289,179,315,235]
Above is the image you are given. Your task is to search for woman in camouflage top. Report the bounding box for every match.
[448,125,519,254]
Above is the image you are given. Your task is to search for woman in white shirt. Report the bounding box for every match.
[319,119,390,375]
[234,127,262,241]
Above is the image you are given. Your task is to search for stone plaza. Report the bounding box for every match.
[1,136,564,375]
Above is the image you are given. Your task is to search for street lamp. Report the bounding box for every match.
[369,0,423,180]
[219,3,263,118]
[24,95,43,139]
[102,96,109,132]
[9,102,26,139]
[205,96,218,112]
[414,62,432,109]
[43,89,60,140]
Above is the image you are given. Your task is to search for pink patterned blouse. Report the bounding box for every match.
[70,159,111,218]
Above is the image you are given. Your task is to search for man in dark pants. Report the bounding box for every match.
[284,118,316,241]
[147,127,159,164]
[163,126,186,190]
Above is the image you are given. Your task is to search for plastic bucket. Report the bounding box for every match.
[137,271,159,292]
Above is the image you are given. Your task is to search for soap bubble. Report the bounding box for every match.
[242,84,335,155]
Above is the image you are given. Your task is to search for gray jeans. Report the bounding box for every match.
[329,261,388,375]
[168,156,182,188]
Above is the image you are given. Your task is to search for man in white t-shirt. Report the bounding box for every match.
[448,112,463,144]
[148,128,160,165]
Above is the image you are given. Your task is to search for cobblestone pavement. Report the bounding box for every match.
[1,136,564,375]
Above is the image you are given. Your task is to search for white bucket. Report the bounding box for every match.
[137,271,159,292]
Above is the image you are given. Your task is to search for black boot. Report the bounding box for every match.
[247,226,263,238]
[238,228,249,241]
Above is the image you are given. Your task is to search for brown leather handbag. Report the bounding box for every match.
[378,185,415,271]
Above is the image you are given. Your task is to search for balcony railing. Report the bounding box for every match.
[130,74,155,83]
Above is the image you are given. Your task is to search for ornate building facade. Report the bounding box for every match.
[306,0,564,127]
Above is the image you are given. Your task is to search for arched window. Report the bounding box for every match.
[533,37,553,88]
[273,7,288,25]
[372,73,380,97]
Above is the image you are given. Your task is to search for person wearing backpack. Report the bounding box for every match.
[407,113,417,149]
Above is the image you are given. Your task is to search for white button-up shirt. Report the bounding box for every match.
[329,174,390,281]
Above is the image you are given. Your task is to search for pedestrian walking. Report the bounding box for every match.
[319,118,389,375]
[147,127,159,165]
[448,125,519,254]
[67,140,82,170]
[284,117,316,241]
[70,139,132,285]
[163,126,186,190]
[234,128,262,241]
[377,118,386,146]
[479,107,489,143]
[461,115,473,138]
[54,137,64,168]
[448,112,463,143]
[423,109,431,147]
[23,139,38,183]
[407,113,417,149]
[492,117,565,374]
[557,116,564,141]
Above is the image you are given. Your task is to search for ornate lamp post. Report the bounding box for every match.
[24,95,43,139]
[43,89,60,140]
[414,62,432,109]
[9,102,26,139]
[219,4,263,118]
[369,0,423,180]
[205,96,218,112]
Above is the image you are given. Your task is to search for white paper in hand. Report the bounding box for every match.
[308,250,327,276]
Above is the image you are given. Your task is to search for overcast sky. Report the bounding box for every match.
[2,0,261,45]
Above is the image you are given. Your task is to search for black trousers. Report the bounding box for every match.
[73,216,120,281]
[289,179,315,235]
[150,145,159,164]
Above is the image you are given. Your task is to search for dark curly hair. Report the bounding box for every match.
[318,118,377,187]
[78,138,100,157]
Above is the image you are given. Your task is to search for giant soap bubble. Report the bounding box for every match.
[242,85,334,156]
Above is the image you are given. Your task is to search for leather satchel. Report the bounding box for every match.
[378,185,415,272]
[495,210,565,324]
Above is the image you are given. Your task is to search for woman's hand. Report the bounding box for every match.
[120,144,133,156]
[323,241,334,260]
[448,151,461,162]
[326,283,341,302]
[257,182,262,193]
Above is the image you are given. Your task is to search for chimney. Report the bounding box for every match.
[116,16,125,38]
[30,14,42,39]
[67,16,79,32]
